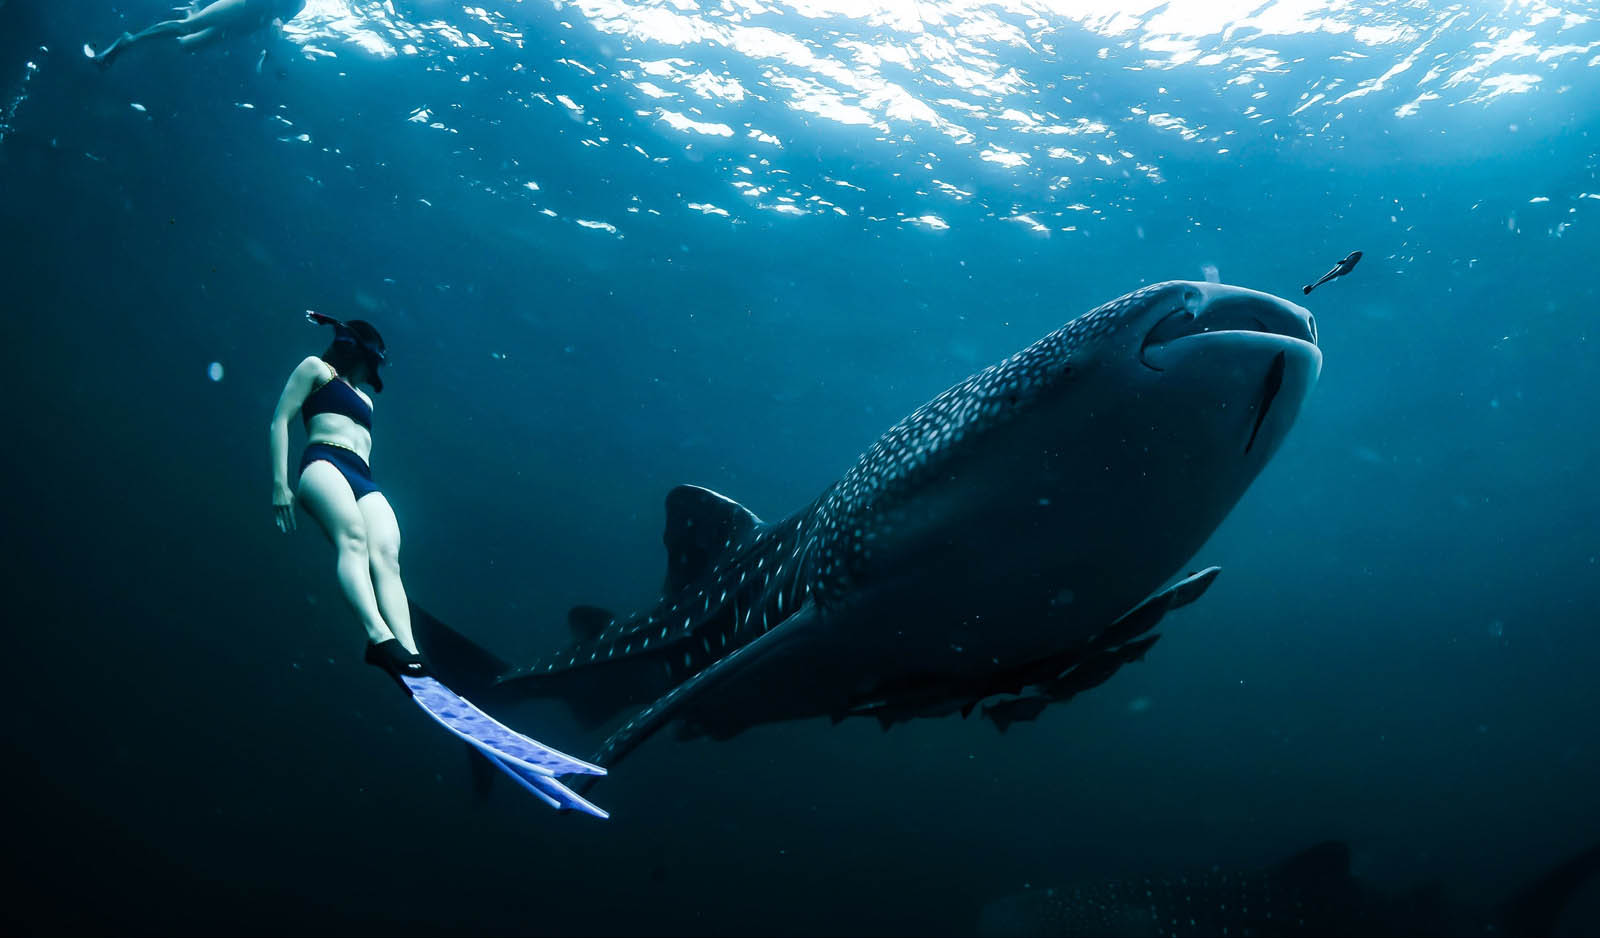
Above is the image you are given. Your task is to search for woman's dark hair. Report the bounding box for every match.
[321,319,386,392]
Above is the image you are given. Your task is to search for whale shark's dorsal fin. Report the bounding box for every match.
[566,605,615,641]
[663,484,764,592]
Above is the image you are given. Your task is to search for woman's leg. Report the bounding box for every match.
[357,494,418,655]
[91,20,185,66]
[181,0,263,33]
[91,0,254,66]
[297,461,395,646]
[177,28,221,51]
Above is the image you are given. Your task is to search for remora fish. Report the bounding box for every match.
[427,281,1322,775]
[1302,251,1361,295]
[977,839,1600,938]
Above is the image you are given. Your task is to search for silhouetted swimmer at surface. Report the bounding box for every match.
[1303,250,1362,295]
[87,0,307,69]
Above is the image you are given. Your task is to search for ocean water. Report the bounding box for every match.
[2,0,1598,934]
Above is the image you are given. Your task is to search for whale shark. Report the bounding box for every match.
[977,839,1600,937]
[425,280,1321,777]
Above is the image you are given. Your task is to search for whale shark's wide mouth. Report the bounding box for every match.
[1135,285,1319,456]
[1139,290,1317,373]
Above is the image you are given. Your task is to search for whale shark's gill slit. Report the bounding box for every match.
[1245,350,1287,455]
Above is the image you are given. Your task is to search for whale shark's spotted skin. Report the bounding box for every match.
[495,281,1320,772]
[509,284,1162,675]
[506,510,810,684]
[812,282,1163,605]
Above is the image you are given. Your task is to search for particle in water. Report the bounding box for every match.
[207,361,224,381]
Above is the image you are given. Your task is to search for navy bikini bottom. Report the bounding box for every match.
[300,442,380,500]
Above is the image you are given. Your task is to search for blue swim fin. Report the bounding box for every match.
[486,754,610,819]
[391,607,610,817]
[400,674,609,818]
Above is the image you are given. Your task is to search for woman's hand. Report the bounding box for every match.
[273,484,297,532]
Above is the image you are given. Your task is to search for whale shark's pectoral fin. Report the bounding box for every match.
[1040,634,1161,698]
[972,570,1219,734]
[866,570,1223,736]
[981,634,1163,732]
[582,602,818,779]
[982,696,1050,733]
[1093,566,1220,650]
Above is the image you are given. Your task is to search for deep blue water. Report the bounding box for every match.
[2,0,1598,934]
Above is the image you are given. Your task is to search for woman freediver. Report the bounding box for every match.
[268,315,610,815]
[88,0,307,68]
[269,312,426,684]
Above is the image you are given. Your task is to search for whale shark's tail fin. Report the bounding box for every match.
[410,602,509,703]
[1501,840,1600,938]
[409,598,667,730]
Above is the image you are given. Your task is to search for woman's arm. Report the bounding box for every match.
[269,356,326,531]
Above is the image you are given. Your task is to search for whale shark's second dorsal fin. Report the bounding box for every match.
[566,605,616,641]
[662,484,763,592]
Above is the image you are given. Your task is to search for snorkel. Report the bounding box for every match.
[307,310,387,391]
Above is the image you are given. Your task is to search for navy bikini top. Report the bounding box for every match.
[302,368,373,430]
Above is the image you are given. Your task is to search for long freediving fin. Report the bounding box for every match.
[401,675,604,777]
[399,674,610,818]
[488,755,610,819]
